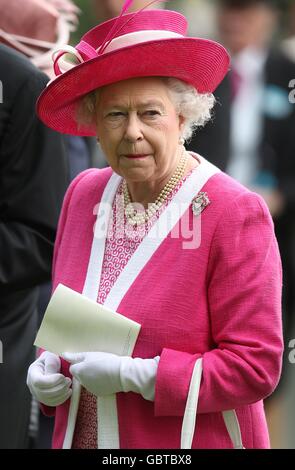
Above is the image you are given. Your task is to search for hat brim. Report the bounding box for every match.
[37,37,230,136]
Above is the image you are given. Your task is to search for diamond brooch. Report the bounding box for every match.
[192,192,210,217]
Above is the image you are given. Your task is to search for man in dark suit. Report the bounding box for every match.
[0,44,68,448]
[188,0,295,344]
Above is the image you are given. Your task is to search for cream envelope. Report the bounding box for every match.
[34,283,141,357]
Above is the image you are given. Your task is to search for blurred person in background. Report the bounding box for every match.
[165,0,217,38]
[188,0,295,385]
[0,43,67,449]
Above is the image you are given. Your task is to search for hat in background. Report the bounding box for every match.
[0,0,80,76]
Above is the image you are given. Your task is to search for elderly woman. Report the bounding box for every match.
[27,3,283,449]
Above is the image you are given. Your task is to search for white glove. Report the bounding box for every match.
[27,351,72,407]
[62,351,160,401]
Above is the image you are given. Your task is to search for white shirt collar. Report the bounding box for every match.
[232,46,268,80]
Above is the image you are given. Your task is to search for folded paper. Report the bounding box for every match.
[34,283,141,357]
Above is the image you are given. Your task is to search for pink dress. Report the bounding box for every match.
[72,168,194,448]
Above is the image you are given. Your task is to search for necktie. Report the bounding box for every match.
[230,67,242,101]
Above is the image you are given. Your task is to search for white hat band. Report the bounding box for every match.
[99,29,184,54]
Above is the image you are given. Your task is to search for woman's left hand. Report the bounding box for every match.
[62,351,125,396]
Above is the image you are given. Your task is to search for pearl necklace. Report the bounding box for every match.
[123,148,188,226]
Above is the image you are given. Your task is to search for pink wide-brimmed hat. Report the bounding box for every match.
[37,1,230,136]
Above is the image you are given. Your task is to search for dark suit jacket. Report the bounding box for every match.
[188,48,295,213]
[0,44,68,448]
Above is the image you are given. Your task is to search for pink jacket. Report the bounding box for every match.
[42,164,283,449]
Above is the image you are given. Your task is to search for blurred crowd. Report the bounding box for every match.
[1,0,295,449]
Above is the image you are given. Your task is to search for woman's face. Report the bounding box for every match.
[95,77,184,184]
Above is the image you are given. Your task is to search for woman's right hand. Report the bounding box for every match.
[27,351,72,407]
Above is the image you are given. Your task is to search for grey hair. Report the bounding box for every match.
[76,77,216,141]
[163,78,216,141]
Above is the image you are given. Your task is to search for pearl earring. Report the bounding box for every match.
[179,137,185,145]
